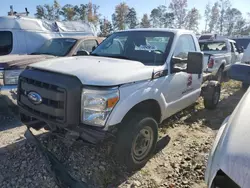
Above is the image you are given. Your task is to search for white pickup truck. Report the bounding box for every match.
[17,29,221,170]
[199,38,243,82]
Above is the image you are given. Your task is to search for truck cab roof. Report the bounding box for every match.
[199,38,236,43]
[115,28,195,35]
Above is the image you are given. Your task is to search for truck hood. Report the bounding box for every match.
[0,54,55,69]
[30,56,155,86]
[213,88,250,187]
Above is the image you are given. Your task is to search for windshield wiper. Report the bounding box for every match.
[90,53,131,60]
[104,55,131,60]
[30,52,41,55]
[90,53,99,56]
[30,52,55,56]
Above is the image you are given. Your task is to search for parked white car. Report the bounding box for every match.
[17,28,221,170]
[199,39,243,82]
[205,63,250,188]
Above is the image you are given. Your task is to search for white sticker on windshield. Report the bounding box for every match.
[135,45,157,52]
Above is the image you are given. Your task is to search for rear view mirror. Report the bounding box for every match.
[239,46,244,53]
[76,50,89,56]
[186,52,203,74]
[229,64,250,84]
[92,46,96,51]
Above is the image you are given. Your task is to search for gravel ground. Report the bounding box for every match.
[0,80,244,188]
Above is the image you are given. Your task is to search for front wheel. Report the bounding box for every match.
[203,84,221,110]
[114,114,158,171]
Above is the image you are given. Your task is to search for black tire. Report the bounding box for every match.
[204,84,221,110]
[242,82,249,90]
[114,114,158,171]
[216,67,224,83]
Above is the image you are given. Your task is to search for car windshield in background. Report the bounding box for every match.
[32,38,77,56]
[199,41,227,51]
[0,31,13,55]
[233,38,250,49]
[91,31,174,65]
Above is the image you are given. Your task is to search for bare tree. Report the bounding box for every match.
[185,8,201,32]
[234,19,247,36]
[35,5,46,19]
[112,2,129,30]
[150,5,175,28]
[164,12,175,28]
[150,8,161,27]
[140,14,151,28]
[35,0,60,20]
[224,8,243,36]
[74,4,88,21]
[99,18,113,37]
[60,4,77,21]
[126,8,138,29]
[208,2,220,33]
[53,0,60,20]
[217,0,231,35]
[169,0,188,28]
[204,3,211,32]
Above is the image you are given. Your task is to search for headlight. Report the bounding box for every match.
[81,88,119,127]
[4,69,23,85]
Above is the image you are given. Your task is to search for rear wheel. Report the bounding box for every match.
[216,67,224,83]
[203,84,221,110]
[114,114,158,171]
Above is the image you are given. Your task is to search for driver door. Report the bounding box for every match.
[164,35,202,117]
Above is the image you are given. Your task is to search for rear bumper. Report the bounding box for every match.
[0,85,18,106]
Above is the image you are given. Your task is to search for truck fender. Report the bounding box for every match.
[106,82,166,128]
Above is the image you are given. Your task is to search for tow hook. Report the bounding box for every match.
[24,127,89,188]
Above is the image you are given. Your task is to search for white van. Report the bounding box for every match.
[0,16,96,56]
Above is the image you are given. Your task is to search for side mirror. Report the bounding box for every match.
[76,50,90,56]
[186,52,203,74]
[92,46,96,51]
[240,46,244,53]
[229,64,250,84]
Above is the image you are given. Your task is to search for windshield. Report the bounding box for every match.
[32,38,77,56]
[91,31,174,65]
[0,31,13,56]
[199,41,227,52]
[233,38,250,49]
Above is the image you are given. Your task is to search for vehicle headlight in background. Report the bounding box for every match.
[81,88,119,127]
[4,69,23,85]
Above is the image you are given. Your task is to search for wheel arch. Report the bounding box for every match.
[122,99,162,123]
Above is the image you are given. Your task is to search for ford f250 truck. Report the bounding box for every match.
[199,38,243,82]
[17,29,221,170]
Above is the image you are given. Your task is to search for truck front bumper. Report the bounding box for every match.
[19,105,115,144]
[0,85,18,106]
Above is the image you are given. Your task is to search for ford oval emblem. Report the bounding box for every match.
[27,91,42,105]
